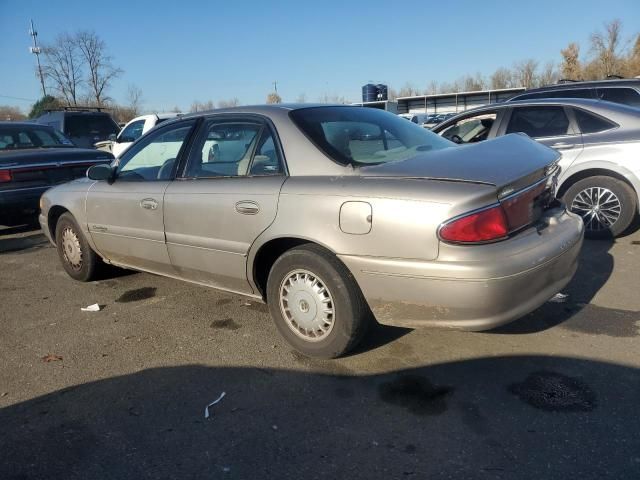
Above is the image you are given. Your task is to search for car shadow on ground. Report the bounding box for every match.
[492,237,617,335]
[1,355,638,479]
[0,217,49,254]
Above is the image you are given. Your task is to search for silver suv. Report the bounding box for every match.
[432,98,640,238]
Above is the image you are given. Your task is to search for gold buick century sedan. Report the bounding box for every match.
[39,105,584,358]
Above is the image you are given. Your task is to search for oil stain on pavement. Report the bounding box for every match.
[509,371,596,412]
[210,318,241,330]
[116,287,157,303]
[378,374,453,415]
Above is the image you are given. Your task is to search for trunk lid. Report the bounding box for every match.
[358,133,559,195]
[360,134,561,237]
[0,148,113,190]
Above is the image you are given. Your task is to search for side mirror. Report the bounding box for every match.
[87,164,115,182]
[108,133,117,142]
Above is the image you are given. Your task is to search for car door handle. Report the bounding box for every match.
[235,200,260,215]
[140,198,158,210]
[551,142,574,150]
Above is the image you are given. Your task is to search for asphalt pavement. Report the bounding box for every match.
[1,221,639,479]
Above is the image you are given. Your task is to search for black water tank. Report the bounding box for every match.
[376,84,388,101]
[362,84,378,102]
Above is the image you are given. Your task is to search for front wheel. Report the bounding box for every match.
[562,176,637,239]
[55,212,100,281]
[266,244,371,359]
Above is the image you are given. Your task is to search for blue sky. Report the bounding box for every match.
[1,0,639,112]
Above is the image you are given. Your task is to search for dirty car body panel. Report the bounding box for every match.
[40,105,583,338]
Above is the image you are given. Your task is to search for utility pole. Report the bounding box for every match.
[29,19,47,97]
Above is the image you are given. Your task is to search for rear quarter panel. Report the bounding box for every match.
[249,176,498,264]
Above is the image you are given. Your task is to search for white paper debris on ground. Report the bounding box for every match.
[81,303,101,312]
[548,293,569,303]
[204,391,226,419]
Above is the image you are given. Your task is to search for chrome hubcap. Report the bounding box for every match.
[570,187,621,232]
[279,269,335,341]
[61,227,82,270]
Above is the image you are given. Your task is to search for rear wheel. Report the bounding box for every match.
[55,212,100,281]
[266,244,371,359]
[562,176,637,239]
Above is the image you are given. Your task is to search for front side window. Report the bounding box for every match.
[506,106,570,138]
[573,108,617,134]
[118,120,145,143]
[117,122,194,181]
[290,106,452,166]
[439,112,497,144]
[597,87,640,107]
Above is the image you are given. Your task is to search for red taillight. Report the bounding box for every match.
[0,169,12,183]
[439,205,509,244]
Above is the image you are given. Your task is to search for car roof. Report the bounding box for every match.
[0,121,53,128]
[510,78,640,96]
[178,103,346,120]
[433,97,640,131]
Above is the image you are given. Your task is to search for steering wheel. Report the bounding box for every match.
[450,134,464,144]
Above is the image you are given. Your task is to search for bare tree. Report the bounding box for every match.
[513,59,539,88]
[490,67,514,89]
[75,31,123,106]
[126,84,143,116]
[560,42,582,80]
[537,61,559,86]
[462,73,485,92]
[589,19,626,79]
[190,100,215,112]
[266,92,282,104]
[42,33,83,106]
[424,81,438,95]
[624,34,640,77]
[217,98,240,108]
[0,105,27,121]
[398,82,419,97]
[295,93,307,103]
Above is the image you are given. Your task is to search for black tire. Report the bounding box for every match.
[55,212,100,281]
[562,175,637,239]
[266,244,371,359]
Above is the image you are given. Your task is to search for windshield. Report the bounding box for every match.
[0,125,75,151]
[290,107,452,166]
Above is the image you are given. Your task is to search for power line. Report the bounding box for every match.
[0,94,37,102]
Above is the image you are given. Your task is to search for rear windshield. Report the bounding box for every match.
[289,107,452,166]
[64,114,119,137]
[0,125,75,151]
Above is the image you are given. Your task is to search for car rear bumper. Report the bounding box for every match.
[0,186,48,214]
[339,205,584,331]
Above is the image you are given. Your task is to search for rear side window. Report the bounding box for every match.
[65,114,119,137]
[506,106,570,138]
[596,87,640,107]
[573,109,617,134]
